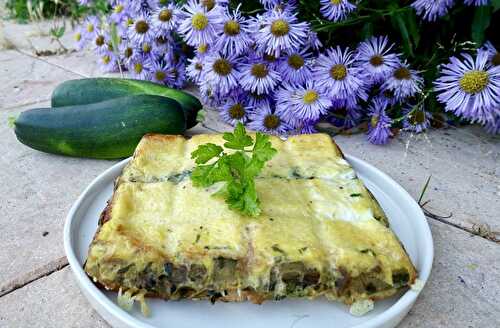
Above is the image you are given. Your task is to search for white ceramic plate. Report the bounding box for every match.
[64,155,433,328]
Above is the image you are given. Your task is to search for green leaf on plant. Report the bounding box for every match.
[471,5,492,46]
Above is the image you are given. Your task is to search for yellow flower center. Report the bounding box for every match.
[459,70,489,94]
[213,58,232,76]
[251,64,269,78]
[229,104,245,119]
[142,43,152,53]
[288,54,304,70]
[195,63,203,70]
[263,53,276,62]
[134,63,143,74]
[191,13,209,31]
[394,67,411,80]
[303,90,319,104]
[156,36,167,44]
[124,47,133,58]
[201,0,215,10]
[491,52,500,66]
[330,0,342,5]
[159,9,173,22]
[370,115,379,128]
[114,4,123,13]
[86,23,94,33]
[102,55,111,64]
[155,71,166,81]
[95,35,105,46]
[270,19,290,37]
[135,20,149,34]
[198,43,209,54]
[330,64,347,80]
[370,55,384,67]
[74,32,81,42]
[264,114,280,129]
[224,20,240,36]
[127,18,134,26]
[107,42,114,51]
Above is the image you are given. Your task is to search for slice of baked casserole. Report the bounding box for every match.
[85,133,416,305]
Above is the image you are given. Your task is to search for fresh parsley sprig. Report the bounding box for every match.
[190,123,277,217]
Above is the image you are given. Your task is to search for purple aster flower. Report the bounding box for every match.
[92,31,110,54]
[381,61,423,102]
[151,3,181,34]
[313,46,368,105]
[484,114,500,134]
[306,30,322,51]
[98,50,119,73]
[366,98,393,145]
[128,14,155,45]
[276,49,313,86]
[178,0,223,46]
[248,103,292,135]
[151,34,174,56]
[411,0,454,22]
[434,51,500,124]
[127,53,152,80]
[481,41,500,67]
[255,9,309,57]
[328,105,362,130]
[119,41,136,66]
[203,52,241,95]
[245,91,273,109]
[81,16,100,41]
[239,56,280,95]
[130,0,156,15]
[402,104,432,133]
[356,36,401,85]
[320,0,356,22]
[276,81,332,123]
[110,2,130,24]
[298,120,319,134]
[220,93,252,125]
[186,56,205,83]
[169,61,187,88]
[214,5,253,56]
[259,0,281,9]
[74,27,88,50]
[464,0,489,5]
[144,58,172,84]
[195,42,211,58]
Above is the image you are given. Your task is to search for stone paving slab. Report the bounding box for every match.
[0,50,81,109]
[0,103,117,287]
[0,220,498,327]
[0,267,109,328]
[2,18,76,54]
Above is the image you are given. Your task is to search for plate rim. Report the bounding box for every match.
[63,155,434,328]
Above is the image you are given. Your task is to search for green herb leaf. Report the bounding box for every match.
[191,143,223,164]
[223,123,253,150]
[190,123,277,217]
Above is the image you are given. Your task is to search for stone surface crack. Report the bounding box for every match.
[0,256,68,298]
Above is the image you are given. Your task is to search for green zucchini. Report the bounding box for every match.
[51,78,202,129]
[15,95,186,159]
